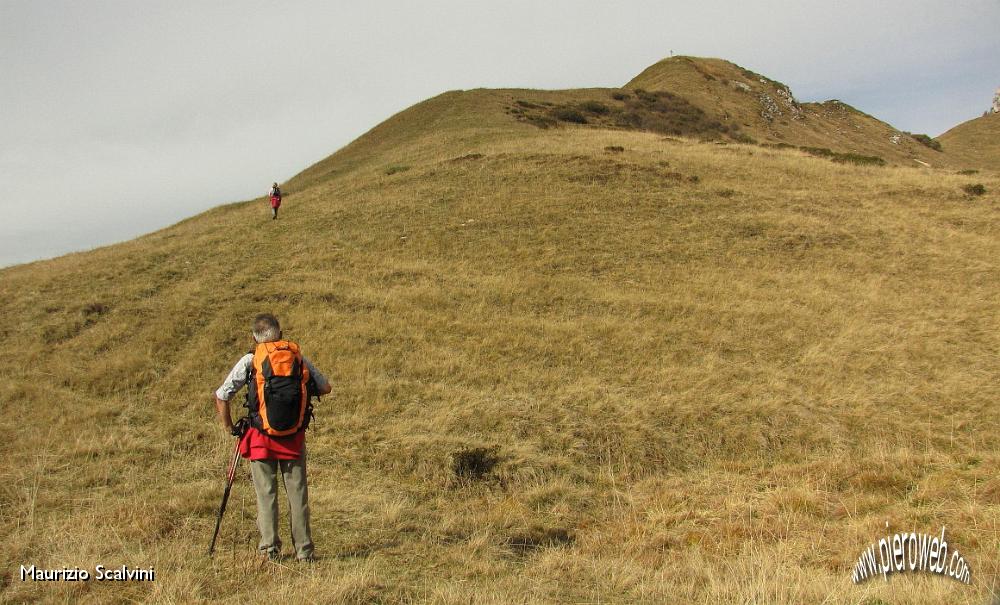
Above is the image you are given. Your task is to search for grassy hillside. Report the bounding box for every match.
[1,60,999,604]
[938,112,1000,172]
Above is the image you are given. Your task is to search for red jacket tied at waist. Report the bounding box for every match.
[239,427,304,460]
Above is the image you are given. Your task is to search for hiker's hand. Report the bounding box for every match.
[231,417,250,438]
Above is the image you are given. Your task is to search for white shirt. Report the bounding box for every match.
[215,353,329,402]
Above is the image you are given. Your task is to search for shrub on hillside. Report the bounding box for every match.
[799,146,885,166]
[833,153,886,166]
[510,88,734,140]
[616,89,730,139]
[799,146,836,158]
[551,107,588,124]
[525,115,557,129]
[579,100,610,115]
[632,88,660,104]
[962,184,986,196]
[906,132,942,151]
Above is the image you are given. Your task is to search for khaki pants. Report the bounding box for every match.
[250,450,313,560]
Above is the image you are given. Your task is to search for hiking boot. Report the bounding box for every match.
[298,555,316,564]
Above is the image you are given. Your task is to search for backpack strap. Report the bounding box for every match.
[242,351,260,430]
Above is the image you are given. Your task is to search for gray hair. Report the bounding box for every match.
[252,313,281,343]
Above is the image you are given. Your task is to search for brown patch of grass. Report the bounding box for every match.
[451,447,500,481]
[82,302,109,317]
[961,183,986,196]
[506,526,574,554]
[384,164,411,176]
[450,153,484,162]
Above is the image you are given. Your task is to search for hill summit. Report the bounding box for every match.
[625,56,947,166]
[293,56,960,194]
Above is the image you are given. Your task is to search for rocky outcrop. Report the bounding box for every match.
[757,80,803,122]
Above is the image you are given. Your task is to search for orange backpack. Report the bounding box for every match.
[244,340,313,436]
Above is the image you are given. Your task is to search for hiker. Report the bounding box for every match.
[269,182,282,220]
[213,313,331,562]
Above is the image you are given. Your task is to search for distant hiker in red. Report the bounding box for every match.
[269,182,282,220]
[214,313,331,562]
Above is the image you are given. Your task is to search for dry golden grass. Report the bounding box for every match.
[938,112,1000,172]
[1,83,998,604]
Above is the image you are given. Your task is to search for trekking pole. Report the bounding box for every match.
[208,425,246,556]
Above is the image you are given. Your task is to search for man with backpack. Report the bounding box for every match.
[213,313,331,562]
[269,182,282,220]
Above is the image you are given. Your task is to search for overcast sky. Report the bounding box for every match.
[2,0,998,267]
